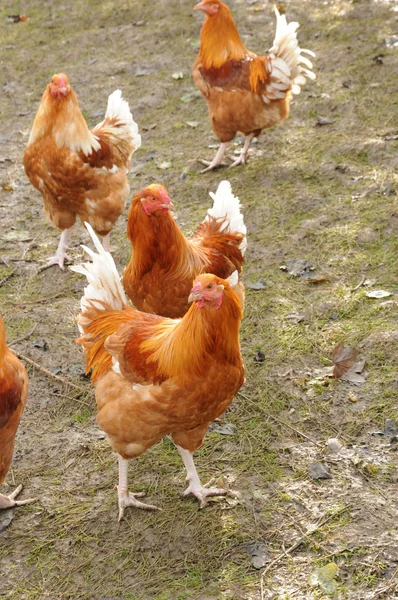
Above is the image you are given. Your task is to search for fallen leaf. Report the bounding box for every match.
[157,161,171,170]
[142,123,157,132]
[308,462,332,480]
[341,360,366,384]
[0,509,13,532]
[6,15,28,23]
[186,121,199,128]
[253,350,265,363]
[316,116,334,126]
[332,341,358,378]
[366,290,392,298]
[280,259,313,277]
[286,311,306,324]
[246,280,266,290]
[172,72,184,80]
[209,422,235,436]
[310,562,338,595]
[243,542,270,569]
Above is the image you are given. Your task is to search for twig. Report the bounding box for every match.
[238,392,323,448]
[0,268,16,287]
[15,352,88,394]
[15,289,68,306]
[8,323,38,347]
[351,274,366,292]
[260,506,350,599]
[267,414,323,448]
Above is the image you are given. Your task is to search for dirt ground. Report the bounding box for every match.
[1,0,398,598]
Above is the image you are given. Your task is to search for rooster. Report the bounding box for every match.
[72,224,244,520]
[0,316,36,510]
[123,180,246,318]
[24,73,141,269]
[193,1,316,172]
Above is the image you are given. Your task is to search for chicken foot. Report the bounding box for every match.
[200,142,229,173]
[117,456,160,521]
[177,445,237,508]
[39,226,73,271]
[0,484,37,510]
[229,133,255,168]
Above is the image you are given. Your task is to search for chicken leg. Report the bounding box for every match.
[39,226,73,271]
[116,455,160,521]
[176,445,237,507]
[229,133,255,168]
[0,485,37,510]
[102,233,111,253]
[200,142,229,173]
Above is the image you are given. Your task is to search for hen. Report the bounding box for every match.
[0,316,35,510]
[193,1,316,172]
[24,73,141,269]
[72,225,244,520]
[123,180,246,318]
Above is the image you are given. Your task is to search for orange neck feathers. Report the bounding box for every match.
[140,283,243,385]
[199,2,247,69]
[126,196,207,280]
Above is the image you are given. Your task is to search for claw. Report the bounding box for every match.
[0,485,37,510]
[117,487,161,522]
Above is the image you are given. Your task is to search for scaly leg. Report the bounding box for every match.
[200,142,229,173]
[117,455,160,521]
[102,233,111,253]
[0,485,37,510]
[39,226,73,271]
[229,133,255,168]
[176,445,238,508]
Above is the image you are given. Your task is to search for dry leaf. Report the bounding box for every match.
[366,290,392,298]
[332,341,358,378]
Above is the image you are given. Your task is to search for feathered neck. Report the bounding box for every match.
[199,2,247,69]
[126,198,208,279]
[27,86,100,156]
[140,285,243,385]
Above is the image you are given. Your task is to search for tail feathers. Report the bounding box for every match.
[263,7,315,103]
[93,89,142,156]
[206,181,247,256]
[71,223,128,326]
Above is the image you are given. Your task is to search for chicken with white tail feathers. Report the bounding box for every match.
[72,224,245,521]
[193,1,316,171]
[122,179,247,318]
[24,73,141,270]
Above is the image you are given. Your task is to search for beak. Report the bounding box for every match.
[59,87,68,96]
[188,290,202,303]
[193,1,205,11]
[161,201,175,211]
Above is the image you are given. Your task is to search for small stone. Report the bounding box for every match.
[327,438,342,454]
[253,350,265,363]
[308,461,332,480]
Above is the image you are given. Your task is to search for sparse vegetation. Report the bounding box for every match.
[1,0,398,598]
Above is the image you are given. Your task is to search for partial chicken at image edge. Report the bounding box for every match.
[72,225,245,521]
[123,179,247,318]
[193,0,316,172]
[0,316,37,510]
[23,73,141,270]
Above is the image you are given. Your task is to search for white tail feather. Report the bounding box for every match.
[265,7,316,101]
[93,90,142,153]
[71,223,128,325]
[206,180,247,256]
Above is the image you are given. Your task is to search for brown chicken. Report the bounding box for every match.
[0,316,35,509]
[193,1,316,171]
[24,73,141,269]
[123,180,246,318]
[72,225,244,520]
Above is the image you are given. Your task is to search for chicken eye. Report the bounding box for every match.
[206,284,213,289]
